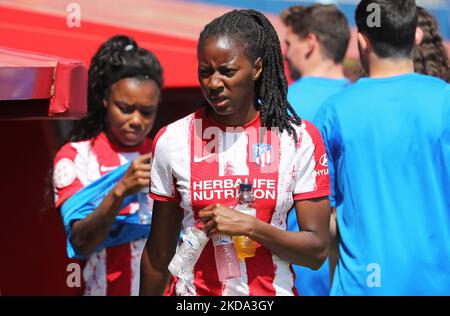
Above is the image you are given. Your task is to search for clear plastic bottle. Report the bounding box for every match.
[213,235,241,282]
[168,226,209,280]
[138,186,152,225]
[233,183,257,260]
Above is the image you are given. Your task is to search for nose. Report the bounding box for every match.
[208,71,224,93]
[129,111,143,130]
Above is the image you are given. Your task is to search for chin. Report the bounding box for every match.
[122,141,140,147]
[210,106,230,116]
[209,103,233,117]
[121,136,145,147]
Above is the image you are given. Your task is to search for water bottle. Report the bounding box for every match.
[138,186,152,224]
[168,226,209,280]
[213,235,241,282]
[233,183,257,260]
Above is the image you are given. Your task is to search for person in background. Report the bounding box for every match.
[52,35,163,295]
[140,9,331,296]
[343,59,367,82]
[281,4,351,118]
[315,0,450,295]
[413,6,450,82]
[280,4,350,296]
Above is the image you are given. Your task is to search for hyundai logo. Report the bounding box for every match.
[319,154,328,167]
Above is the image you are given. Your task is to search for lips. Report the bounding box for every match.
[209,95,229,107]
[124,130,140,139]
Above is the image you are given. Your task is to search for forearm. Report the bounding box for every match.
[139,200,183,296]
[248,219,328,269]
[70,183,126,256]
[139,244,171,296]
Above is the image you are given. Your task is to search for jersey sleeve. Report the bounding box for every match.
[150,127,181,202]
[292,120,331,201]
[53,143,87,209]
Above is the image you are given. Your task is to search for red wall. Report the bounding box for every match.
[0,120,83,295]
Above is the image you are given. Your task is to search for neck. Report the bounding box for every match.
[104,130,121,147]
[368,55,414,78]
[302,58,346,79]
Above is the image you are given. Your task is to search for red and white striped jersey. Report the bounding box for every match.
[53,132,152,296]
[150,108,330,296]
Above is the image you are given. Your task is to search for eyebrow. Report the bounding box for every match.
[114,101,157,108]
[199,62,239,68]
[219,64,239,68]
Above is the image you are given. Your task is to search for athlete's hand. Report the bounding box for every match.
[114,153,151,197]
[198,203,256,237]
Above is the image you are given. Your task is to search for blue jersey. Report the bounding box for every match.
[289,77,350,121]
[315,73,450,295]
[287,76,349,296]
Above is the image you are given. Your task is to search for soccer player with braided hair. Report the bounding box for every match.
[53,35,163,295]
[140,9,331,296]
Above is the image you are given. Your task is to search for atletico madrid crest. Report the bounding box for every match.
[252,144,272,168]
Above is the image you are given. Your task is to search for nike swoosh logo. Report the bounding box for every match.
[193,154,214,163]
[100,165,118,173]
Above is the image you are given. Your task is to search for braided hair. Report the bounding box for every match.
[68,35,163,142]
[413,7,450,83]
[198,9,302,139]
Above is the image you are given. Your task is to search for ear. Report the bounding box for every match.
[415,27,424,46]
[102,98,108,109]
[253,57,263,81]
[306,33,318,51]
[357,32,369,52]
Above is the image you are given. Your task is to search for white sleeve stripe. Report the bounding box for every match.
[293,128,318,194]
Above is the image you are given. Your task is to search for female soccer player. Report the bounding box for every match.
[140,10,331,296]
[53,35,163,295]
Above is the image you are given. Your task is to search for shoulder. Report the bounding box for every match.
[286,119,319,135]
[408,74,449,94]
[55,142,77,161]
[300,119,322,140]
[54,139,92,164]
[405,74,450,108]
[152,110,199,153]
[154,111,197,141]
[289,79,305,91]
[280,120,324,149]
[53,137,97,186]
[288,79,313,99]
[325,79,364,102]
[414,73,448,85]
[295,120,324,148]
[311,79,370,122]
